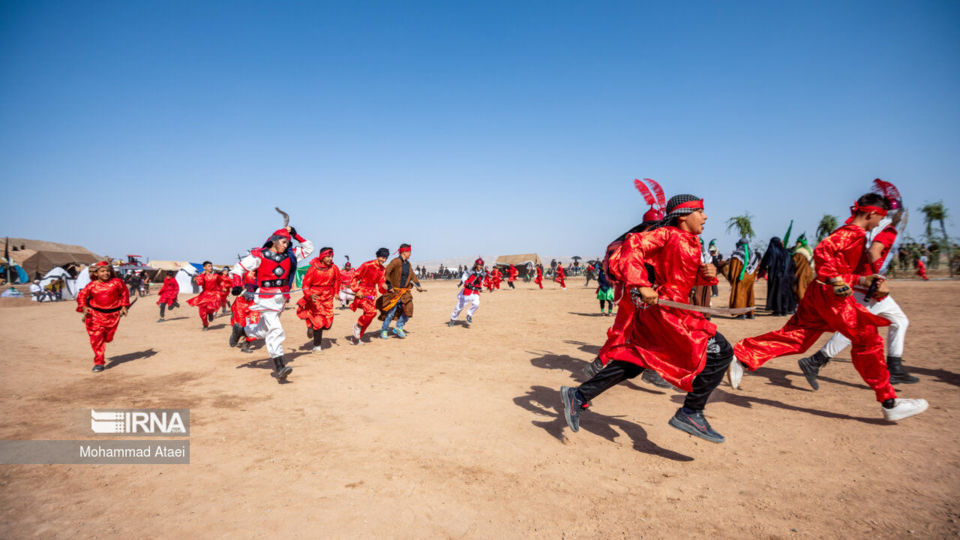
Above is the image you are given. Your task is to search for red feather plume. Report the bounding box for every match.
[644,178,666,210]
[871,178,901,201]
[633,178,656,207]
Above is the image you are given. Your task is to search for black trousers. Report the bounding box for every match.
[578,332,734,411]
[599,300,612,311]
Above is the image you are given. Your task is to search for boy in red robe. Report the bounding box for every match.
[217,268,232,316]
[349,248,388,345]
[187,262,221,330]
[534,265,544,289]
[916,258,929,280]
[156,270,180,322]
[77,261,130,372]
[491,267,502,290]
[733,193,928,422]
[296,247,341,352]
[561,194,732,443]
[507,264,518,289]
[339,261,356,308]
[555,264,566,289]
[228,271,259,353]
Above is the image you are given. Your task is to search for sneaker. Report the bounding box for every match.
[229,324,244,347]
[157,318,164,323]
[642,369,674,389]
[380,330,389,340]
[466,315,473,326]
[447,320,456,327]
[240,341,253,353]
[92,365,104,373]
[312,346,323,353]
[353,324,361,340]
[797,356,821,390]
[202,326,209,331]
[668,408,725,443]
[392,327,406,339]
[727,358,744,390]
[882,398,929,421]
[560,386,586,432]
[582,357,604,379]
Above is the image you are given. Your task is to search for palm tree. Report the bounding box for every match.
[920,201,949,240]
[816,214,839,243]
[726,213,755,240]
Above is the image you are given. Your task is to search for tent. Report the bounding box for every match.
[4,237,100,278]
[39,266,79,299]
[176,265,199,294]
[494,253,542,268]
[1,261,29,284]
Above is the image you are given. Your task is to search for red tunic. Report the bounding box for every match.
[76,278,130,365]
[349,260,387,332]
[187,272,222,325]
[603,226,718,391]
[556,266,566,288]
[916,259,928,280]
[340,268,356,290]
[296,260,342,329]
[491,268,502,289]
[156,276,179,305]
[535,267,543,289]
[217,274,232,308]
[508,265,518,282]
[734,224,895,401]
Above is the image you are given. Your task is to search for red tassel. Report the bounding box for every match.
[633,178,656,206]
[644,178,666,210]
[871,178,901,201]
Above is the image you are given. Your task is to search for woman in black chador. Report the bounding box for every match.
[758,237,797,316]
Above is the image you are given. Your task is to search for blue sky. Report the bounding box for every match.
[1,1,958,264]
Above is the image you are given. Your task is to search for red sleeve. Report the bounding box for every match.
[814,226,861,283]
[350,264,364,291]
[76,282,90,312]
[301,268,317,294]
[609,228,670,288]
[333,266,341,296]
[873,226,897,249]
[378,269,388,294]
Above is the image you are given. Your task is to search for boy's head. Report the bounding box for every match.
[663,194,707,235]
[851,193,889,229]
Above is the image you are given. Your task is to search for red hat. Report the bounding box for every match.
[272,228,291,239]
[94,261,110,267]
[635,178,667,223]
[642,207,664,222]
[475,257,484,266]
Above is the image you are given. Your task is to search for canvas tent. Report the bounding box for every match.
[494,253,542,268]
[39,266,80,299]
[4,237,100,278]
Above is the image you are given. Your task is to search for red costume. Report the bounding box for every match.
[187,272,222,327]
[230,272,260,339]
[218,273,232,310]
[508,265,518,283]
[350,260,387,335]
[602,226,718,391]
[340,266,355,289]
[734,223,896,402]
[297,258,342,330]
[156,276,179,306]
[534,267,543,289]
[556,266,566,288]
[76,275,130,366]
[916,259,928,280]
[491,268,502,290]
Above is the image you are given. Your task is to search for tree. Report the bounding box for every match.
[726,213,755,240]
[920,201,949,241]
[816,214,839,243]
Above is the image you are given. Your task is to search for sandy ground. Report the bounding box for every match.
[0,276,958,538]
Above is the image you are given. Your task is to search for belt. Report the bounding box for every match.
[89,305,122,313]
[260,279,286,288]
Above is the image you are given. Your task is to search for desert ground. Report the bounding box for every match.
[1,276,958,538]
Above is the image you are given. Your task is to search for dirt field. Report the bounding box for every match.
[1,277,958,538]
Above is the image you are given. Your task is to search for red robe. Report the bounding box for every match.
[297,259,342,330]
[535,267,543,289]
[156,276,179,305]
[556,266,566,288]
[508,265,518,283]
[603,227,718,391]
[491,268,502,289]
[76,278,130,366]
[916,259,928,280]
[217,274,232,309]
[340,268,356,290]
[187,272,222,326]
[734,224,895,401]
[230,272,260,337]
[350,260,387,333]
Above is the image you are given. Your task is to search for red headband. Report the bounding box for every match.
[845,202,888,224]
[398,246,412,254]
[671,199,705,212]
[318,248,333,258]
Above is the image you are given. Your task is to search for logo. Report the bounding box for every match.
[90,409,189,436]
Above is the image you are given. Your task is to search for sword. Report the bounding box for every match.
[275,207,290,227]
[652,298,756,316]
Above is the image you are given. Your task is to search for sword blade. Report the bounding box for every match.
[657,298,755,316]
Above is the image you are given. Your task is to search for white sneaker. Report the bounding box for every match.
[727,358,744,390]
[882,398,929,421]
[353,324,361,340]
[312,346,323,353]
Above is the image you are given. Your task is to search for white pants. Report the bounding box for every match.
[245,308,286,358]
[339,288,355,307]
[820,291,909,359]
[450,292,480,319]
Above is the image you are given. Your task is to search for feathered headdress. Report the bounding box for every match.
[634,178,666,223]
[871,178,902,210]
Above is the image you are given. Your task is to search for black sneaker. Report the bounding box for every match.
[560,386,586,432]
[208,314,214,323]
[239,341,253,353]
[641,369,674,389]
[582,358,604,379]
[272,357,292,383]
[798,356,821,390]
[668,408,725,443]
[229,324,244,347]
[92,365,104,373]
[447,320,455,327]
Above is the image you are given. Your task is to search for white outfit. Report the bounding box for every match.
[339,287,355,307]
[231,238,313,358]
[820,291,908,358]
[450,271,483,320]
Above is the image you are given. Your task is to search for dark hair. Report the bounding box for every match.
[376,247,390,258]
[202,261,212,266]
[319,246,333,254]
[855,192,889,213]
[166,270,176,277]
[399,243,411,250]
